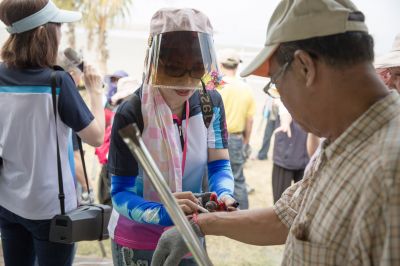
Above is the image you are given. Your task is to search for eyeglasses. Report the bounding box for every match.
[263,61,291,99]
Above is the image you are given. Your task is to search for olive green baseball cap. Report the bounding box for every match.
[240,0,368,78]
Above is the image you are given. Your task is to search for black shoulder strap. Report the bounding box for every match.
[51,71,94,213]
[76,135,91,198]
[51,71,65,215]
[199,80,214,128]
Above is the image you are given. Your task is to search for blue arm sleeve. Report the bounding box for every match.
[208,159,234,198]
[111,175,173,226]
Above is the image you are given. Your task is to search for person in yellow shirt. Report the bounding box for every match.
[218,49,256,209]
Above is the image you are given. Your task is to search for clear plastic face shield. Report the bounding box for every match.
[144,31,219,90]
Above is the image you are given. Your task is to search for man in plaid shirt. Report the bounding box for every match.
[152,0,400,265]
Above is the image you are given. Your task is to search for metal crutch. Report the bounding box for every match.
[119,124,213,266]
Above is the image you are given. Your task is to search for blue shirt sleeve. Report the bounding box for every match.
[111,175,173,226]
[207,90,229,149]
[57,72,94,132]
[208,159,234,198]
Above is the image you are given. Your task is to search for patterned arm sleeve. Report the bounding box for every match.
[111,175,173,226]
[208,159,234,199]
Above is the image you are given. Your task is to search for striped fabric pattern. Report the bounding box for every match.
[208,106,227,149]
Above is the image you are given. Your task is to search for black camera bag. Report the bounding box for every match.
[48,71,111,244]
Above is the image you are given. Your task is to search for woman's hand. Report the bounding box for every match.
[83,64,103,95]
[221,195,239,212]
[173,191,201,215]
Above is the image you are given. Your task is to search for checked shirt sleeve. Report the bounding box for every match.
[273,180,305,228]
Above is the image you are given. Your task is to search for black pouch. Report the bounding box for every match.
[49,204,111,244]
[48,71,111,244]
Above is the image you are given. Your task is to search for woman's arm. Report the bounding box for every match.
[111,175,173,226]
[207,148,236,209]
[206,91,236,207]
[77,64,105,147]
[111,175,202,226]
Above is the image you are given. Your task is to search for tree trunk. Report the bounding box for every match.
[87,28,95,51]
[67,23,76,49]
[98,17,109,74]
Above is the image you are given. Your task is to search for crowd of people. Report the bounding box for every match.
[0,0,400,265]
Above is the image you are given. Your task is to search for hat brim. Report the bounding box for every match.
[51,9,82,24]
[374,51,400,69]
[240,44,279,78]
[111,78,139,104]
[111,89,135,104]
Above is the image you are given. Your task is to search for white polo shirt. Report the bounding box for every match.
[0,64,94,220]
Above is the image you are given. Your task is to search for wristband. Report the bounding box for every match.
[191,213,205,237]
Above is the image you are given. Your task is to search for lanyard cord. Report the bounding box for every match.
[181,100,190,175]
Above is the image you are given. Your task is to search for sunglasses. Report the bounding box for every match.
[161,62,205,79]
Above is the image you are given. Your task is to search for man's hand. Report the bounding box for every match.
[173,191,201,215]
[242,143,252,160]
[274,124,292,138]
[151,220,204,266]
[274,112,293,138]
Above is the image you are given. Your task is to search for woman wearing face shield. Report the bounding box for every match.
[107,8,237,265]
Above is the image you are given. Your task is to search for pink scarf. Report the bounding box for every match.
[141,85,183,201]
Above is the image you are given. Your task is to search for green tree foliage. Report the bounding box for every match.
[53,0,132,74]
[81,0,133,73]
[53,0,84,49]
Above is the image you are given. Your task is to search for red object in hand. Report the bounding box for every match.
[195,192,236,212]
[209,193,227,211]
